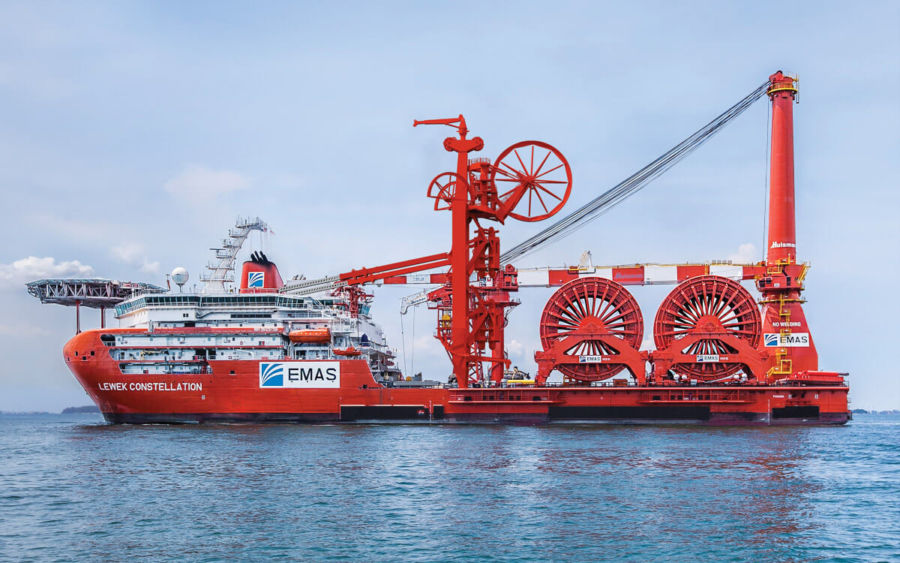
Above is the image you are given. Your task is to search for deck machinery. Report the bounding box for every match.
[326,71,848,422]
[340,73,841,386]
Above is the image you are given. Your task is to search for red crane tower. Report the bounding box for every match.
[414,116,572,387]
[756,71,820,381]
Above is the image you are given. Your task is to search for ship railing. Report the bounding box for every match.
[448,388,556,404]
[117,361,209,375]
[329,321,356,334]
[638,389,752,404]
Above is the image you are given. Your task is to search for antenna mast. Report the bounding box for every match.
[200,217,269,293]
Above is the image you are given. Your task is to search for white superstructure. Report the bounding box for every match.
[109,291,399,379]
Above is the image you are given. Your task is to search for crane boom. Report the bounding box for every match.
[500,81,770,265]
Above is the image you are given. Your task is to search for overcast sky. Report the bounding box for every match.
[1,1,897,411]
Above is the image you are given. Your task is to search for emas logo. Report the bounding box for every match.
[260,363,284,387]
[258,361,341,389]
[764,333,810,348]
[248,271,265,288]
[578,355,604,363]
[696,354,720,363]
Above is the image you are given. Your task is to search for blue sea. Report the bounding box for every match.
[1,414,898,562]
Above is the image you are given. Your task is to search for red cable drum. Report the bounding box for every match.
[539,277,643,382]
[653,275,761,380]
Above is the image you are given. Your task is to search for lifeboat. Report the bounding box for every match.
[333,347,361,357]
[288,328,331,343]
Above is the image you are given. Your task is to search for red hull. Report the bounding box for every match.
[66,330,850,425]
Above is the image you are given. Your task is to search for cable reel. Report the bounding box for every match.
[535,277,645,384]
[652,275,764,383]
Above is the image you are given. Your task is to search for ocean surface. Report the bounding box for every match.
[1,414,898,562]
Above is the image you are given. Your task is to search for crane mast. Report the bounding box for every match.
[757,72,819,379]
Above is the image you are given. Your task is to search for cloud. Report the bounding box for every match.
[140,260,161,274]
[164,165,251,203]
[0,256,93,289]
[728,243,759,264]
[412,334,445,356]
[110,243,160,274]
[110,242,144,263]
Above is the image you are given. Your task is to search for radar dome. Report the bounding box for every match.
[171,267,189,288]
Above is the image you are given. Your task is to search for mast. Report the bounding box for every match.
[757,71,819,378]
[201,217,268,293]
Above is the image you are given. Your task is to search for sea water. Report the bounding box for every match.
[1,414,897,561]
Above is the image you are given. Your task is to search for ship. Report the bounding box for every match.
[28,71,850,425]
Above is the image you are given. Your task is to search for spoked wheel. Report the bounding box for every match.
[426,172,467,211]
[491,141,572,222]
[653,275,761,380]
[540,278,643,381]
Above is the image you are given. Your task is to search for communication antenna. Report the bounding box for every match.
[171,267,189,293]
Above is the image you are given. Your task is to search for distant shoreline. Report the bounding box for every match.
[0,405,101,415]
[61,405,101,414]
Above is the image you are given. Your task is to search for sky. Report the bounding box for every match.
[0,1,897,411]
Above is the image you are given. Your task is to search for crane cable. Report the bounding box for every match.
[500,81,771,266]
[761,97,772,258]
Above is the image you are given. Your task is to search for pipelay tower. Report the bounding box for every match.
[30,71,849,424]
